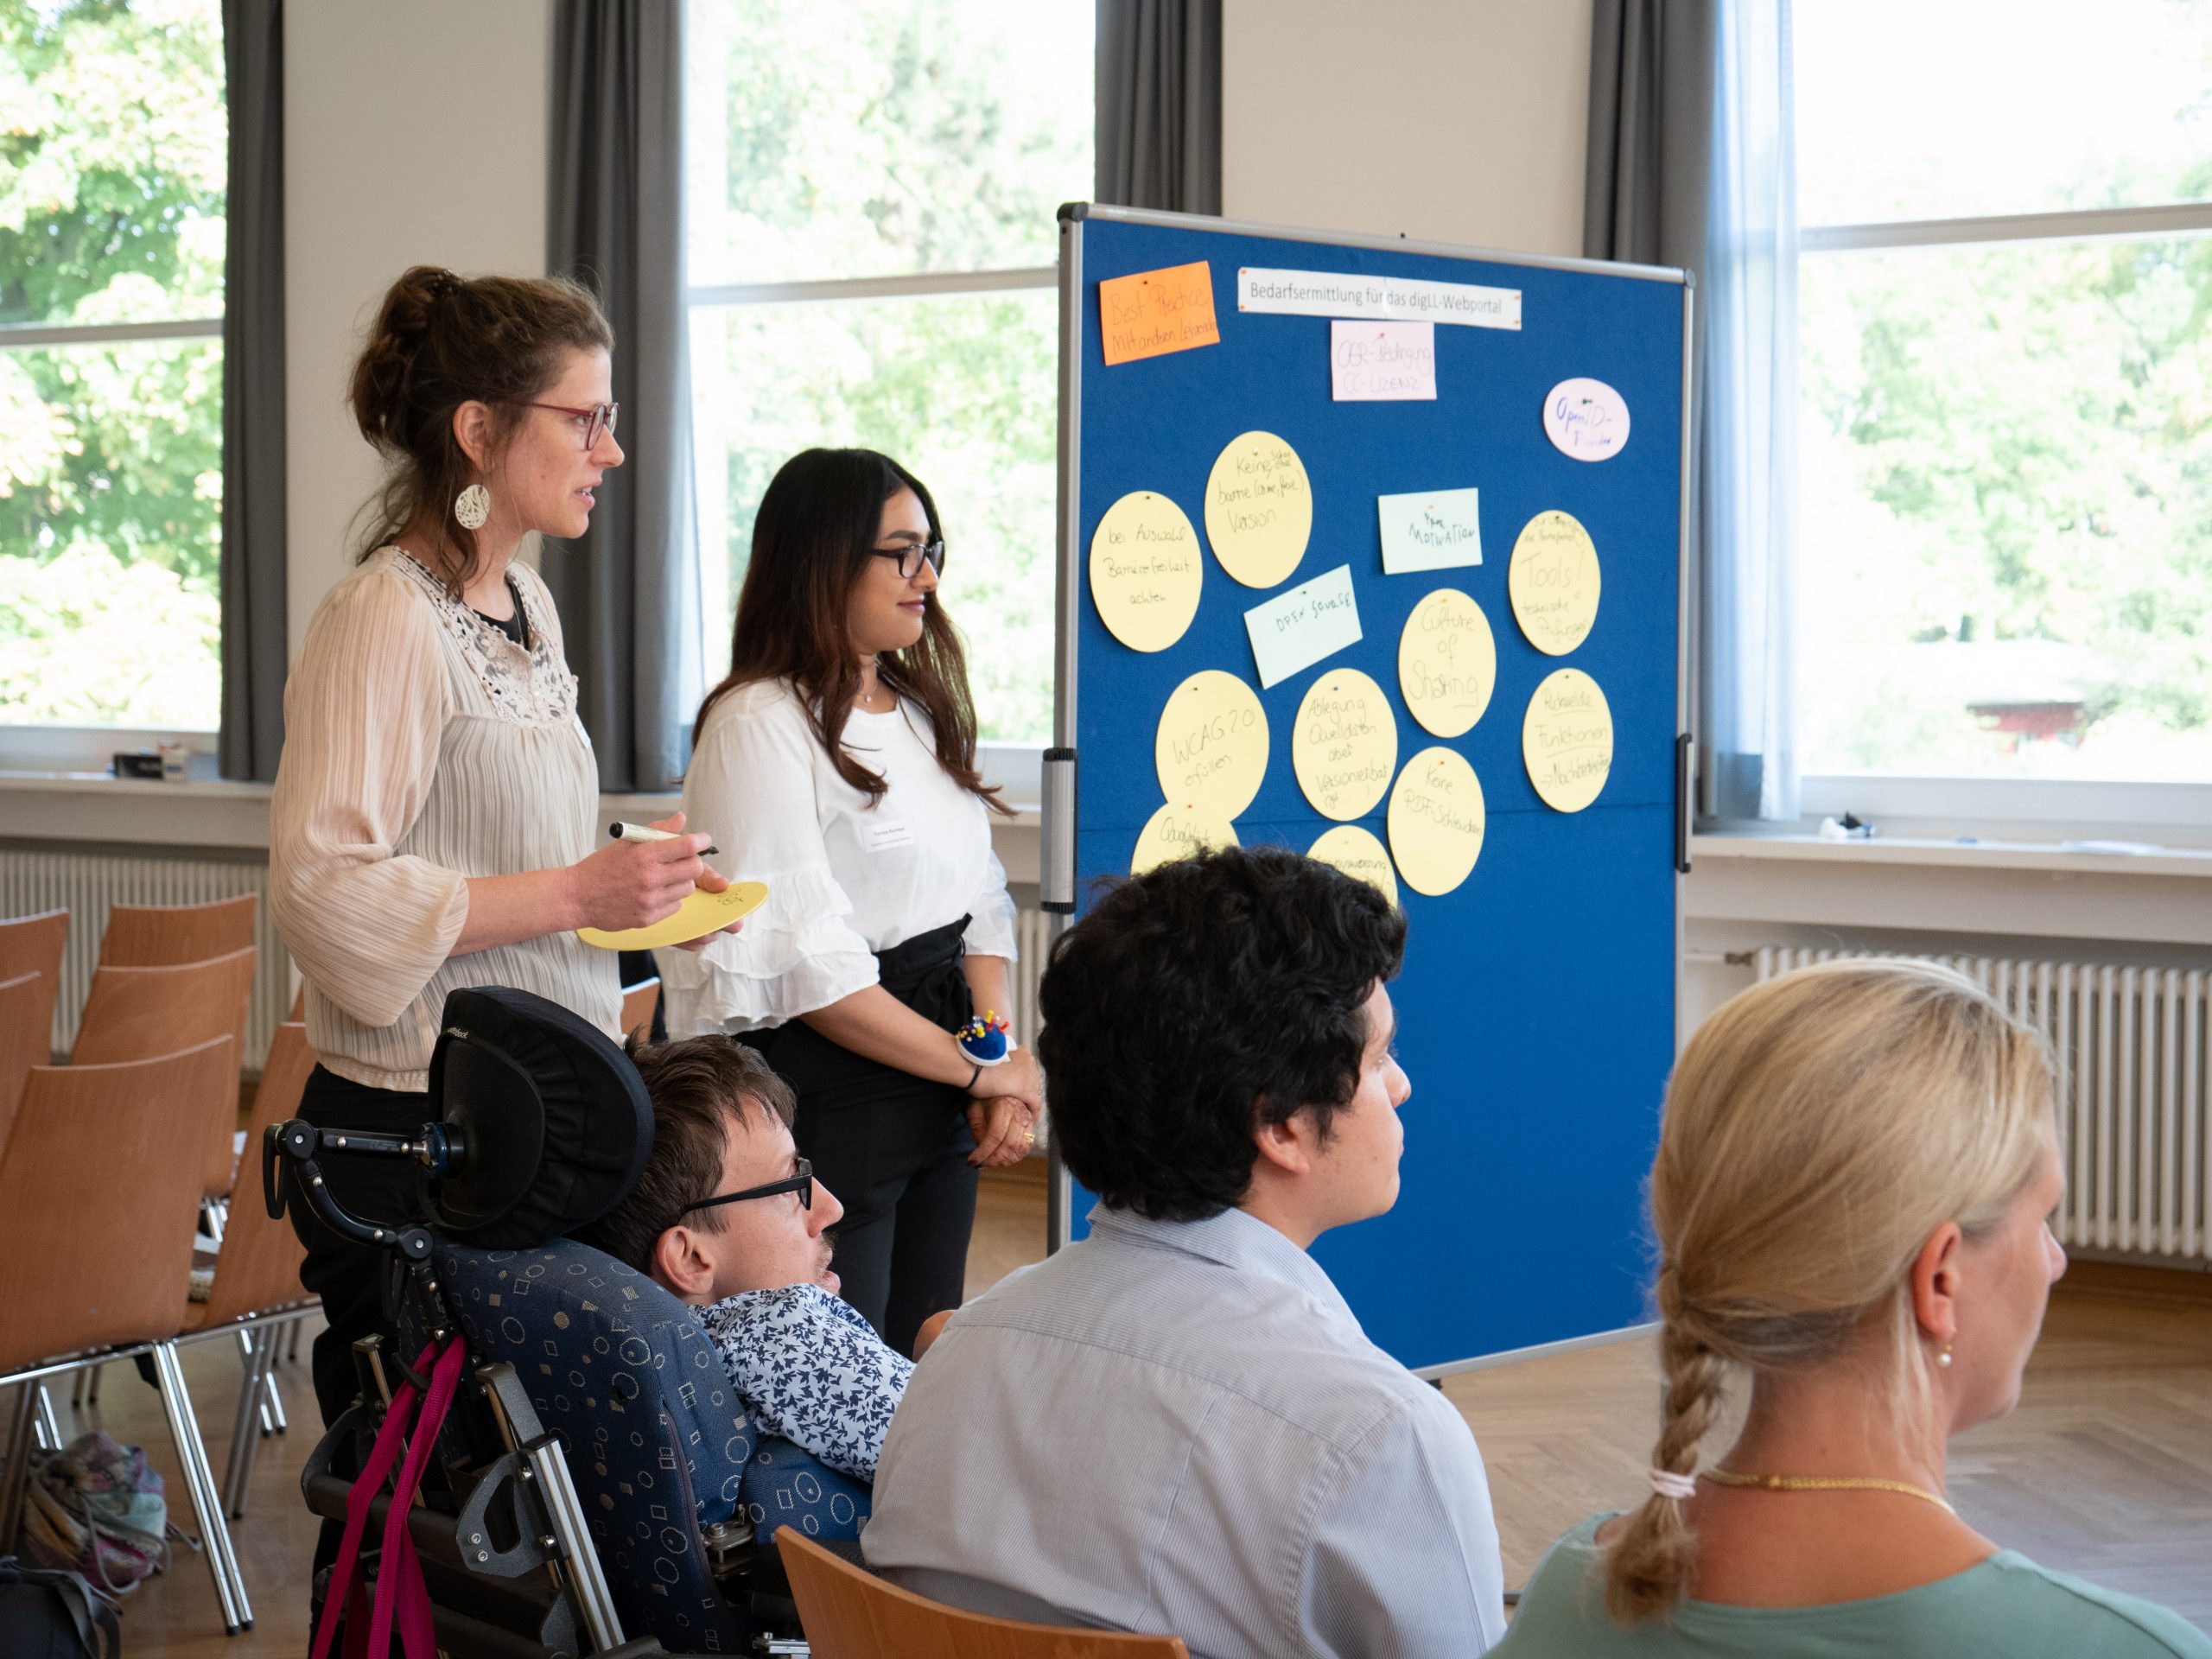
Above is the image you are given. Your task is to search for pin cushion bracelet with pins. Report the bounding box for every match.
[956,1010,1012,1091]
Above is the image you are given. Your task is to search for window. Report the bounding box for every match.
[0,0,226,732]
[1794,0,2212,791]
[683,0,1094,747]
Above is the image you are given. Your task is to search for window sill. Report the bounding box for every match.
[1693,828,2212,881]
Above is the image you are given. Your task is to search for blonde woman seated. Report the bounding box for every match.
[1496,959,2211,1658]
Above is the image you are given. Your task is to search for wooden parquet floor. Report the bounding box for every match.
[57,1166,2212,1654]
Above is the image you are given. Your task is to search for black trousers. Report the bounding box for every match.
[287,1065,426,1433]
[744,918,979,1359]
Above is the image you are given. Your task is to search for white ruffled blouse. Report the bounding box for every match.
[659,677,1017,1035]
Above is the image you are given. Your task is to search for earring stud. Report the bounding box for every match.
[1937,1344,1954,1369]
[454,483,491,530]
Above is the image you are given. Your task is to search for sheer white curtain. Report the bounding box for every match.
[1586,0,1800,822]
[1701,1,1799,821]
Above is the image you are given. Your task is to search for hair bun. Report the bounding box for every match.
[424,269,463,302]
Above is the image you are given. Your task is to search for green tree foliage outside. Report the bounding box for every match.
[1800,227,2212,783]
[0,0,226,728]
[688,0,1090,744]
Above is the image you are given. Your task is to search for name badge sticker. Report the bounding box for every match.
[864,818,918,854]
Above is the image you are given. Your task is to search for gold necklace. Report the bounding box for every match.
[1700,1468,1956,1516]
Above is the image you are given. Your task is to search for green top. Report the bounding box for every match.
[1492,1514,2212,1659]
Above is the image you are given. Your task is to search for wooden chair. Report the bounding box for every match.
[97,893,257,968]
[72,945,256,1204]
[620,976,663,1042]
[0,972,43,1159]
[0,1037,255,1635]
[775,1531,1188,1659]
[182,1020,319,1516]
[0,910,67,1064]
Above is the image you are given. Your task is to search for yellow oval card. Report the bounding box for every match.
[1308,823,1400,909]
[1508,509,1601,655]
[1132,803,1240,876]
[1204,430,1313,588]
[1292,667,1399,822]
[1090,491,1203,652]
[1522,668,1614,812]
[1398,588,1497,739]
[1155,670,1268,820]
[577,881,769,951]
[1387,747,1487,898]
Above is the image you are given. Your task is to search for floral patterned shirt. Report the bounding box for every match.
[690,1283,914,1481]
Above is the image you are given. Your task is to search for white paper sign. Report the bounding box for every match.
[1239,267,1522,330]
[1331,321,1436,401]
[1376,488,1482,575]
[1243,564,1363,689]
[1542,377,1631,461]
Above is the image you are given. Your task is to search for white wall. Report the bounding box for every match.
[1222,0,1592,257]
[283,0,554,656]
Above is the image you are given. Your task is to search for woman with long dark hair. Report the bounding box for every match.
[662,447,1040,1357]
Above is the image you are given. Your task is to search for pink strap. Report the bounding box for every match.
[366,1338,467,1659]
[310,1351,426,1659]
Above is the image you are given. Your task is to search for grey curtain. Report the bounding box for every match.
[218,0,287,783]
[548,0,700,791]
[1096,0,1223,213]
[1586,1,1800,822]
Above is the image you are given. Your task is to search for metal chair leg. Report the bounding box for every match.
[33,1384,61,1451]
[224,1329,280,1519]
[149,1340,252,1634]
[71,1370,87,1408]
[286,1320,303,1363]
[85,1363,101,1406]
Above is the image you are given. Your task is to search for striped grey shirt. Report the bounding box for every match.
[864,1203,1508,1657]
[270,549,618,1091]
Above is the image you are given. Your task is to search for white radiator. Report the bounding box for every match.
[2,849,293,1070]
[1011,904,1057,1048]
[1752,947,2210,1262]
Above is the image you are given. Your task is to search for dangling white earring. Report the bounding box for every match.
[1937,1344,1954,1369]
[454,483,491,530]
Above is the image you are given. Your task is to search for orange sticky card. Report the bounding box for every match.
[1098,262,1220,366]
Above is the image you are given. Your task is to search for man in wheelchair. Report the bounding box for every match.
[266,988,890,1656]
[578,1036,947,1484]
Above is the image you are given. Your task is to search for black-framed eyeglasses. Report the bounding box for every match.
[671,1158,812,1230]
[871,538,945,581]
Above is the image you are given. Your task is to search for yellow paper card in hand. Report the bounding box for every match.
[576,881,769,951]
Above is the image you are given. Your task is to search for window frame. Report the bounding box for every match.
[0,312,228,766]
[1794,190,2212,836]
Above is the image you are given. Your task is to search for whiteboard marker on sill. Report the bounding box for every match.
[609,821,719,857]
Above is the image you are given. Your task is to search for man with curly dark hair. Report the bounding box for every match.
[861,846,1507,1657]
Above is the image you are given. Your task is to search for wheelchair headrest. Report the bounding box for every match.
[421,986,653,1247]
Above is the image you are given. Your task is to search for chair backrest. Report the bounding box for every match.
[0,909,67,1060]
[71,946,256,1198]
[776,1532,1189,1659]
[422,1234,870,1653]
[0,971,46,1158]
[98,894,257,968]
[0,1036,233,1373]
[619,976,661,1042]
[198,1022,315,1329]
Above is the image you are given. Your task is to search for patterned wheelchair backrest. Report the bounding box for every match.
[427,1236,872,1653]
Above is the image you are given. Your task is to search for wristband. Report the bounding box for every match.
[965,1061,982,1094]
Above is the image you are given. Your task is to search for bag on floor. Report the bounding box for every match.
[20,1432,170,1594]
[0,1556,122,1659]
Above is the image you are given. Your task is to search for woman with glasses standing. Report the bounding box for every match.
[662,447,1041,1358]
[270,266,726,1440]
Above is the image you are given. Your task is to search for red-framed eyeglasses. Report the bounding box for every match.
[515,401,620,449]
